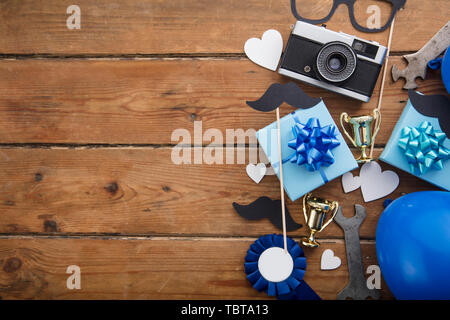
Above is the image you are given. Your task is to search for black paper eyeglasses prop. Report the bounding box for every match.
[290,0,406,33]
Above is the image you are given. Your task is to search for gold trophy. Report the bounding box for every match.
[340,109,381,163]
[301,193,339,248]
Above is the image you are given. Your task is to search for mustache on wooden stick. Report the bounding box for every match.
[409,90,450,137]
[233,196,302,231]
[246,82,321,112]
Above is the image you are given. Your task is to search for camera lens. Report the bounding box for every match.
[326,53,346,73]
[316,42,357,83]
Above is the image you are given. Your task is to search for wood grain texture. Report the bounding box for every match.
[0,0,447,300]
[0,147,439,238]
[0,57,445,144]
[0,237,393,300]
[0,0,448,54]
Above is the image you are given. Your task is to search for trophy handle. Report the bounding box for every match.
[339,113,357,148]
[371,109,382,143]
[318,201,339,233]
[302,193,311,223]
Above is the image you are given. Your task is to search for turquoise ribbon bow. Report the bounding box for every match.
[398,121,450,175]
[287,115,341,173]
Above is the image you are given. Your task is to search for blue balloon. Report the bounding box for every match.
[376,191,450,300]
[442,47,450,94]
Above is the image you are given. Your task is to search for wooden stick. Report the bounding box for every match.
[276,107,288,252]
[370,17,396,159]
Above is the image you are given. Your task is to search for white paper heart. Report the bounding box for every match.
[246,163,267,184]
[321,249,341,270]
[360,161,400,202]
[341,172,361,193]
[244,29,283,71]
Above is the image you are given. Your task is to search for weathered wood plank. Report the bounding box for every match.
[0,237,393,300]
[0,57,445,144]
[0,147,440,238]
[0,0,444,302]
[0,0,448,54]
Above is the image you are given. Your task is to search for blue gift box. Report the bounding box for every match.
[380,99,450,191]
[256,100,358,202]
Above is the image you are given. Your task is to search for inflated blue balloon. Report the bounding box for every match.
[428,46,450,94]
[376,191,450,300]
[442,47,450,94]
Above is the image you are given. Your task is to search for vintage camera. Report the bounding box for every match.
[278,21,387,102]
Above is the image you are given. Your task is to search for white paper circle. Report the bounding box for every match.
[258,247,294,282]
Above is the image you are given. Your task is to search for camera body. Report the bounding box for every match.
[278,21,387,102]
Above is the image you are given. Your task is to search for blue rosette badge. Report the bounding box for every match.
[244,234,321,300]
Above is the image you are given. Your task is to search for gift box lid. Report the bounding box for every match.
[256,100,358,201]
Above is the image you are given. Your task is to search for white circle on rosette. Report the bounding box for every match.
[258,247,294,282]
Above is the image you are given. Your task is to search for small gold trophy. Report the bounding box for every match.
[301,193,339,248]
[340,109,381,163]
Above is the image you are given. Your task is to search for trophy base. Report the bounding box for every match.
[301,237,320,248]
[356,157,374,164]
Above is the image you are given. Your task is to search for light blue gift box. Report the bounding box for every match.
[380,99,450,191]
[256,100,358,202]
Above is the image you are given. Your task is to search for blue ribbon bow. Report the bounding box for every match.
[398,121,449,175]
[245,234,321,300]
[287,116,340,171]
[284,115,340,183]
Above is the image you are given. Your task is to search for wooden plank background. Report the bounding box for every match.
[0,0,448,299]
[0,0,448,54]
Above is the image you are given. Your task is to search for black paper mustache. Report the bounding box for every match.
[409,90,450,137]
[246,82,321,112]
[233,196,302,231]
